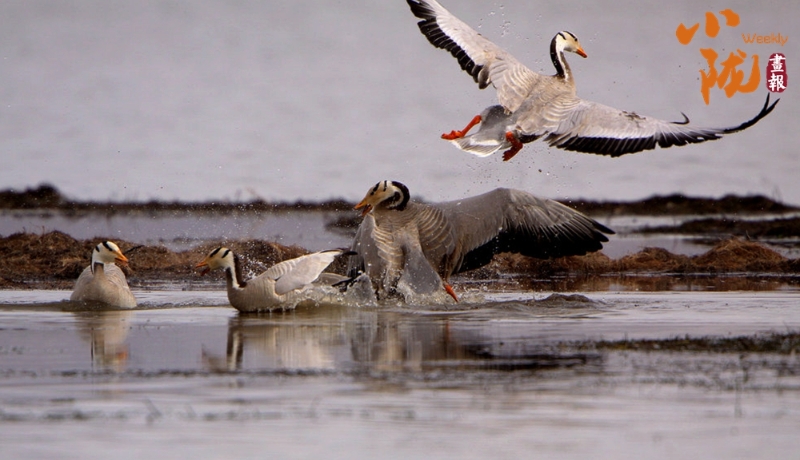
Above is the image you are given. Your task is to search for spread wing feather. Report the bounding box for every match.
[407,0,542,112]
[538,95,779,157]
[435,189,613,273]
[266,250,343,296]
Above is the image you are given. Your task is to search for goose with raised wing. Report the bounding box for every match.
[195,247,352,312]
[71,241,137,308]
[407,0,779,161]
[347,180,613,302]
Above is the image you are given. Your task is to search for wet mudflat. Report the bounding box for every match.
[1,290,799,459]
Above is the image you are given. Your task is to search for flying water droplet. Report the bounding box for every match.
[500,20,512,37]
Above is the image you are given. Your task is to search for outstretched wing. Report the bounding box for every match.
[532,93,779,157]
[266,250,343,296]
[407,0,542,112]
[435,188,614,273]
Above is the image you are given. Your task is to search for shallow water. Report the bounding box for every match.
[1,290,799,459]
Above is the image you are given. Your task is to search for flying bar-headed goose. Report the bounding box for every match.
[347,180,613,302]
[407,0,779,161]
[195,247,352,312]
[70,241,137,308]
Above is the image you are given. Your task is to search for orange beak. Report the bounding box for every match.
[576,48,588,58]
[354,199,372,217]
[114,251,129,267]
[195,259,210,276]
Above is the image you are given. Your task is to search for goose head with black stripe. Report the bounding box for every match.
[196,247,247,288]
[92,241,129,270]
[195,246,352,312]
[71,241,136,308]
[354,180,410,217]
[348,180,614,304]
[550,31,587,81]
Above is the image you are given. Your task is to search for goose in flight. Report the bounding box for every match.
[407,0,779,161]
[347,180,613,302]
[195,247,352,312]
[71,241,137,308]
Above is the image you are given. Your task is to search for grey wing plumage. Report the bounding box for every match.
[538,94,779,157]
[407,204,457,274]
[103,264,135,296]
[313,273,351,286]
[436,188,613,273]
[70,267,94,301]
[395,229,445,296]
[266,250,343,296]
[407,0,541,112]
[347,215,383,278]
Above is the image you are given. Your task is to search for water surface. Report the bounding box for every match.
[1,291,798,459]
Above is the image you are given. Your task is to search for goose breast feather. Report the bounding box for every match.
[71,264,136,308]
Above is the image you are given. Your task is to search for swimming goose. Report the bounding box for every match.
[70,241,137,308]
[347,180,613,302]
[195,247,352,312]
[407,0,779,161]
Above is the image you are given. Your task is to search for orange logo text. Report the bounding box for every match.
[676,9,769,105]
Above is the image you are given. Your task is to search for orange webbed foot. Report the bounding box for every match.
[502,132,523,161]
[441,115,482,140]
[444,283,459,303]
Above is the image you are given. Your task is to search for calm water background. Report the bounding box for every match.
[1,1,797,204]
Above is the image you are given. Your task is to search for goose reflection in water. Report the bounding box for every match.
[74,310,133,372]
[208,304,599,374]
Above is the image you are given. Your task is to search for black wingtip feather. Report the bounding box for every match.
[673,112,690,125]
[408,0,485,85]
[720,93,779,134]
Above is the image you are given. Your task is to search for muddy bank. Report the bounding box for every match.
[0,231,311,289]
[642,216,800,239]
[565,193,799,216]
[3,184,797,217]
[2,185,798,291]
[1,231,798,291]
[0,184,355,214]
